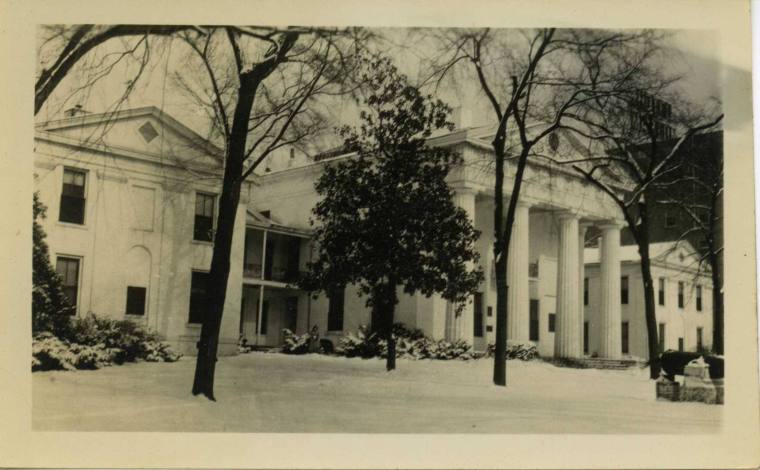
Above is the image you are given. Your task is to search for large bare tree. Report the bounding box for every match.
[421,28,660,386]
[654,131,723,354]
[35,25,195,115]
[563,84,722,376]
[177,26,366,400]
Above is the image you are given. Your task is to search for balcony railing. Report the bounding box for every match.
[243,262,304,284]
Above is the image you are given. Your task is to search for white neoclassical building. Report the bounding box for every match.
[34,106,640,360]
[584,241,714,360]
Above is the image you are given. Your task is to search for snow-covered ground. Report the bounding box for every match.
[32,352,721,433]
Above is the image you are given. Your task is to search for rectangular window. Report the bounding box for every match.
[548,313,556,333]
[621,276,629,305]
[473,293,484,338]
[583,321,589,354]
[696,285,703,312]
[188,271,210,324]
[529,299,539,341]
[664,213,676,228]
[55,256,80,312]
[487,306,493,318]
[678,337,684,352]
[583,277,589,306]
[125,286,147,316]
[678,281,685,309]
[59,168,86,224]
[658,277,665,306]
[622,321,630,354]
[193,192,215,241]
[327,287,345,331]
[697,327,704,351]
[658,323,666,353]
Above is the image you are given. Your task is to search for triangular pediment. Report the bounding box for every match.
[36,106,223,169]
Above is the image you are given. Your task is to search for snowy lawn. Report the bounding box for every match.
[32,352,721,433]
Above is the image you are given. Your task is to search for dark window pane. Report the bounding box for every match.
[60,169,86,224]
[126,286,147,316]
[194,193,214,241]
[548,313,556,333]
[583,277,589,306]
[678,282,684,309]
[473,293,484,338]
[529,299,539,341]
[583,321,589,354]
[696,286,702,311]
[194,215,213,241]
[55,257,79,312]
[327,287,345,331]
[261,300,269,335]
[621,276,629,304]
[188,271,210,324]
[621,321,629,354]
[658,278,665,306]
[59,195,85,224]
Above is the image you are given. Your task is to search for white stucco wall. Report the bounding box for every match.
[34,113,244,356]
[584,259,713,360]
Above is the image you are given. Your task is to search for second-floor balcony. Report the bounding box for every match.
[243,227,308,285]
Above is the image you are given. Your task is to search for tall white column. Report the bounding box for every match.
[451,187,477,345]
[554,212,582,358]
[507,202,530,343]
[598,222,622,358]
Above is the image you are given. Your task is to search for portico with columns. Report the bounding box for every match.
[431,128,629,359]
[251,126,631,359]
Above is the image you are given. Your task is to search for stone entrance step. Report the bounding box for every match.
[548,357,642,370]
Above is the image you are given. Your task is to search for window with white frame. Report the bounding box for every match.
[55,256,80,312]
[194,192,215,242]
[59,168,86,224]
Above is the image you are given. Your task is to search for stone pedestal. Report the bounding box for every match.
[656,376,681,401]
[681,358,720,404]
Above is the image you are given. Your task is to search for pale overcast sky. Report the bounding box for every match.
[37,27,724,164]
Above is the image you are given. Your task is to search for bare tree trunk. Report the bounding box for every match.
[377,279,398,371]
[709,249,723,355]
[635,201,661,379]
[638,244,660,379]
[192,73,258,400]
[493,144,531,386]
[492,139,508,386]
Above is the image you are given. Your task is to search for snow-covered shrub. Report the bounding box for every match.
[338,325,475,361]
[281,329,313,355]
[339,326,382,358]
[486,342,540,361]
[32,314,181,371]
[67,314,180,363]
[32,194,74,337]
[32,333,78,371]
